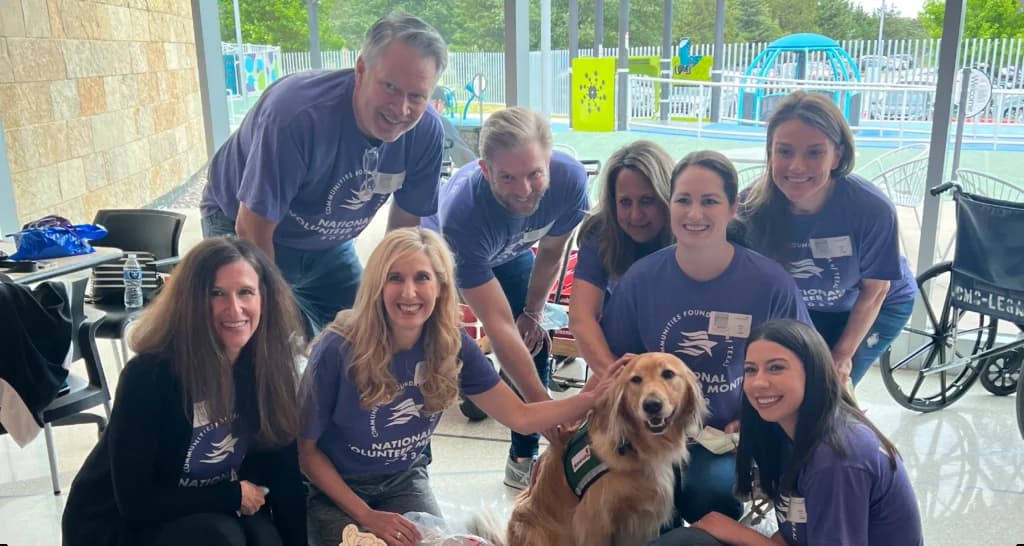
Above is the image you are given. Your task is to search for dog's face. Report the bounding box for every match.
[603,352,706,439]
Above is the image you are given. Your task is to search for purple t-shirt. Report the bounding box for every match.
[299,330,501,477]
[601,245,811,429]
[422,151,589,289]
[574,228,664,296]
[772,174,917,312]
[178,403,247,488]
[201,69,444,250]
[775,422,923,546]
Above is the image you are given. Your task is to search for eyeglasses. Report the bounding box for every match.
[362,146,379,189]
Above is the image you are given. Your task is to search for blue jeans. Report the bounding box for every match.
[673,445,742,524]
[306,457,439,546]
[201,210,362,338]
[492,251,551,460]
[809,299,915,385]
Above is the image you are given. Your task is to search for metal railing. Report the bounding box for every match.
[626,73,1024,149]
[275,38,1024,118]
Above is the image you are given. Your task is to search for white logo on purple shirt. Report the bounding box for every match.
[789,258,825,279]
[338,171,407,211]
[385,398,424,427]
[492,221,556,264]
[678,330,717,357]
[200,434,239,464]
[341,172,377,210]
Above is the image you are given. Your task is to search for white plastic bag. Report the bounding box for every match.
[403,512,493,546]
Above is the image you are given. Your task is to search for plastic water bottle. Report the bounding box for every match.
[123,253,144,309]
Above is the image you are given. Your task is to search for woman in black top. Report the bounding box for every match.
[62,237,306,546]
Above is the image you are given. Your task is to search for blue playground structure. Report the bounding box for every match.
[738,33,862,124]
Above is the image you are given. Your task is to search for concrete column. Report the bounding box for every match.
[569,0,579,127]
[306,0,323,69]
[504,0,531,107]
[710,0,726,122]
[660,0,672,122]
[541,0,552,117]
[615,0,630,131]
[191,0,231,157]
[917,0,966,275]
[0,117,17,235]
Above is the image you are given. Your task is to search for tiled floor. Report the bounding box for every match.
[3,205,1023,545]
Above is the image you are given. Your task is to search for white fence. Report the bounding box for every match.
[276,38,1024,118]
[626,74,1024,149]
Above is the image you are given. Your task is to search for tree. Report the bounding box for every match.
[735,0,784,42]
[816,0,857,40]
[770,0,819,36]
[219,0,346,51]
[920,0,1024,39]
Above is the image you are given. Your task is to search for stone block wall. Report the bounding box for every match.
[0,0,207,225]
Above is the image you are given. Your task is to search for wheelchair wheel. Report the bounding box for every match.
[978,347,1022,396]
[879,262,994,412]
[1017,367,1024,441]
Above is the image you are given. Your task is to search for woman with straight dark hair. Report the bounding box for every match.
[735,91,917,387]
[601,150,811,526]
[62,237,307,546]
[650,319,923,545]
[570,140,675,377]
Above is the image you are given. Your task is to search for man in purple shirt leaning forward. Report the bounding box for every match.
[200,13,447,336]
[423,107,590,489]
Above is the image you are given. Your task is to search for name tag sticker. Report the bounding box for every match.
[707,312,752,339]
[414,361,427,386]
[809,236,853,259]
[788,496,808,523]
[192,402,211,427]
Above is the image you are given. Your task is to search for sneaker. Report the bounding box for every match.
[503,456,536,490]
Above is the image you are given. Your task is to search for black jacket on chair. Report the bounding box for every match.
[0,281,72,439]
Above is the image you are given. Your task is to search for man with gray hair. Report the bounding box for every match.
[201,13,447,336]
[423,107,589,489]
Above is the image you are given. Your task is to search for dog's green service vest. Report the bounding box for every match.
[562,422,609,498]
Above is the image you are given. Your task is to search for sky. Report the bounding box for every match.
[855,0,929,17]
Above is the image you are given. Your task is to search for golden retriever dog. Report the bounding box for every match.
[473,352,706,546]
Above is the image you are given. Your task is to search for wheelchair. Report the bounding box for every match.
[878,182,1024,440]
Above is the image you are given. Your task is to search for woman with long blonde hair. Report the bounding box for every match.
[298,228,613,546]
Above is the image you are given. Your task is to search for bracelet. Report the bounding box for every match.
[521,308,544,326]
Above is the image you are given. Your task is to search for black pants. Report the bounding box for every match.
[145,511,282,546]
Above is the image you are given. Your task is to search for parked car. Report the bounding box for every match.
[998,95,1024,123]
[859,55,888,72]
[868,88,934,121]
[890,54,915,70]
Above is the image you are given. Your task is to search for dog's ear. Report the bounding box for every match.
[679,362,708,438]
[592,362,630,443]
